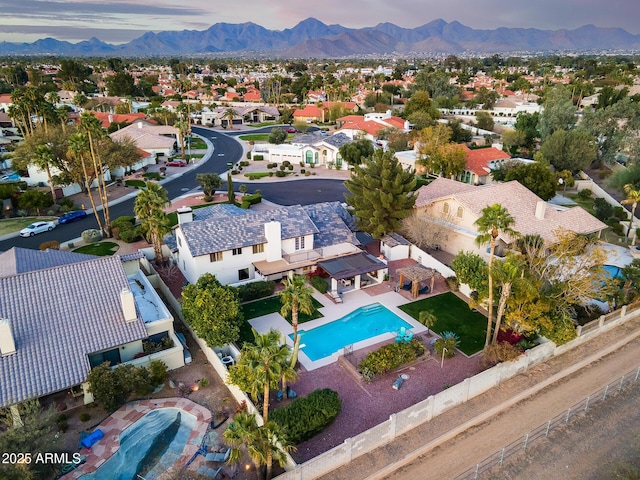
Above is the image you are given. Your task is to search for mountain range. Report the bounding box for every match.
[1,18,639,57]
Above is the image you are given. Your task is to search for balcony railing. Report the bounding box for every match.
[282,248,322,264]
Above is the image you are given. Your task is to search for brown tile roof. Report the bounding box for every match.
[415,178,607,243]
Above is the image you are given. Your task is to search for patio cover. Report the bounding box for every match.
[396,265,439,298]
[317,252,386,280]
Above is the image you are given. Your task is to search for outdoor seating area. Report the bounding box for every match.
[396,264,441,299]
[395,326,414,343]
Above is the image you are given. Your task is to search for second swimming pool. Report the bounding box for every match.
[291,303,412,361]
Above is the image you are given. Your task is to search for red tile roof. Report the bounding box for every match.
[87,111,149,128]
[463,145,511,176]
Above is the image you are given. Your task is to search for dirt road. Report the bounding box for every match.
[326,314,640,480]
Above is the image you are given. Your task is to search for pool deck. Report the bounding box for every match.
[68,398,211,479]
[249,287,429,371]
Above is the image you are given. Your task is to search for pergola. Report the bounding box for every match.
[396,265,439,298]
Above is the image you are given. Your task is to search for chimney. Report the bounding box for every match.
[0,318,16,356]
[137,122,143,129]
[120,288,137,322]
[177,206,193,225]
[264,220,282,262]
[108,114,113,124]
[535,201,546,220]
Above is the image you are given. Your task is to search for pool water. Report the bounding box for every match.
[603,265,623,279]
[80,408,196,480]
[291,303,412,361]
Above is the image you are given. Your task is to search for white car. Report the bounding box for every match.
[19,221,56,237]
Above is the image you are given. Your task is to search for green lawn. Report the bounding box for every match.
[242,295,323,322]
[239,134,270,142]
[399,292,487,355]
[72,241,120,256]
[0,216,56,236]
[187,138,207,149]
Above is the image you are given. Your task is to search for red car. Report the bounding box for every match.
[284,127,297,133]
[166,160,186,167]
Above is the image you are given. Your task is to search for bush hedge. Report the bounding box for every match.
[241,192,262,209]
[112,216,136,229]
[310,275,328,293]
[81,229,103,244]
[236,281,275,302]
[270,389,342,444]
[358,338,425,381]
[39,240,60,250]
[119,226,143,243]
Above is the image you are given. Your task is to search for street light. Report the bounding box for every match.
[440,347,448,369]
[558,177,567,195]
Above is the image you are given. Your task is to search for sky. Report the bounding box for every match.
[0,0,638,45]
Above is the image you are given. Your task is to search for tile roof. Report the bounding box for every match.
[464,145,511,176]
[180,205,319,257]
[0,247,97,278]
[415,178,607,243]
[302,202,359,248]
[0,255,148,407]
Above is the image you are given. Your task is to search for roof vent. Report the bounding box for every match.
[120,288,137,323]
[0,318,16,356]
[535,200,546,220]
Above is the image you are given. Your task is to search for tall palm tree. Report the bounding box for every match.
[224,107,236,129]
[133,182,171,264]
[173,119,188,161]
[491,255,529,344]
[622,183,640,243]
[227,329,297,423]
[279,275,315,349]
[68,132,104,233]
[474,204,518,347]
[223,412,294,480]
[33,144,58,202]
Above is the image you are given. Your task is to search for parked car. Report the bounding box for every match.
[167,160,187,167]
[19,221,56,237]
[284,127,297,133]
[58,210,88,224]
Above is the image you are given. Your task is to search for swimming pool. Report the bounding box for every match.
[80,408,196,480]
[291,303,412,361]
[603,265,623,279]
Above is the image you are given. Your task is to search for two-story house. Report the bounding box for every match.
[173,202,387,291]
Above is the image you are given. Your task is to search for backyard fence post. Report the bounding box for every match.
[635,366,640,382]
[474,463,479,479]
[523,433,529,450]
[619,375,625,391]
[603,385,609,400]
[584,395,590,412]
[565,408,571,423]
[576,325,583,337]
[545,419,551,436]
[499,447,506,465]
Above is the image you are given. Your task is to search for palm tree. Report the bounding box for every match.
[224,107,236,129]
[227,329,297,423]
[173,119,188,161]
[622,184,640,243]
[418,310,437,336]
[279,275,314,349]
[68,132,104,234]
[491,255,528,344]
[33,144,58,202]
[474,204,518,347]
[223,412,294,480]
[134,182,171,264]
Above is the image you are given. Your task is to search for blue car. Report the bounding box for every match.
[58,210,88,224]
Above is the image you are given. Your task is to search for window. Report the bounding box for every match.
[232,247,242,256]
[210,252,222,262]
[88,348,122,369]
[294,236,305,250]
[457,206,464,218]
[305,150,313,164]
[238,268,250,281]
[253,244,264,254]
[443,202,450,214]
[336,154,343,168]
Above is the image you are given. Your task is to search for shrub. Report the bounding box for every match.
[280,164,286,171]
[358,338,425,381]
[434,336,459,359]
[267,163,278,169]
[610,222,624,236]
[236,280,275,302]
[241,192,262,209]
[143,172,162,181]
[125,179,146,188]
[480,341,523,368]
[613,206,627,220]
[576,188,592,200]
[301,168,306,174]
[240,160,250,167]
[79,413,91,422]
[310,275,328,293]
[112,216,135,229]
[282,160,291,168]
[445,276,459,291]
[119,226,142,243]
[270,389,342,444]
[39,240,60,250]
[56,414,68,433]
[305,171,311,176]
[59,197,76,210]
[269,172,274,177]
[275,170,286,177]
[81,229,103,244]
[246,151,251,159]
[593,198,613,221]
[198,378,209,388]
[288,164,293,171]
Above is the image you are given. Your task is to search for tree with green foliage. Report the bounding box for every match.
[223,412,294,480]
[106,71,136,97]
[0,399,60,480]
[280,275,314,349]
[472,87,500,110]
[345,149,416,238]
[539,128,597,173]
[491,254,532,343]
[339,138,374,166]
[196,172,222,200]
[514,112,540,152]
[268,127,287,145]
[416,124,466,178]
[504,161,557,200]
[621,183,640,243]
[475,111,495,131]
[227,329,297,423]
[474,204,518,346]
[32,143,59,202]
[17,189,53,215]
[451,251,489,301]
[539,85,577,140]
[403,90,437,118]
[134,182,171,263]
[182,273,243,347]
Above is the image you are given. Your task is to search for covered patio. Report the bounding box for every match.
[317,252,388,300]
[396,264,441,298]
